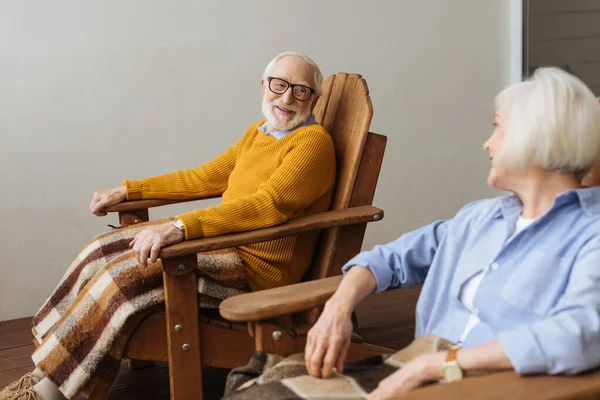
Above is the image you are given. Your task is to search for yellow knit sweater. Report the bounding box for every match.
[123,120,336,290]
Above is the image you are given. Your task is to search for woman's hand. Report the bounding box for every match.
[305,299,354,379]
[368,352,444,399]
[130,221,185,267]
[89,186,127,216]
[304,266,378,379]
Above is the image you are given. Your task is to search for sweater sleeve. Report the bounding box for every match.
[176,130,336,239]
[122,128,251,201]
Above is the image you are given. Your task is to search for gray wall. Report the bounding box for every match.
[0,0,509,321]
[528,0,600,94]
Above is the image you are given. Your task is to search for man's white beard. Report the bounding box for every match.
[261,97,311,132]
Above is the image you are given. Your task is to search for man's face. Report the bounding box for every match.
[261,56,319,132]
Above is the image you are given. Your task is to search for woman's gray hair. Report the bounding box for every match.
[495,67,600,175]
[262,52,323,96]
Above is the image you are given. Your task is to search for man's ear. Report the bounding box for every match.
[261,79,266,97]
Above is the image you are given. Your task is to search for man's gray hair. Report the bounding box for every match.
[495,67,600,175]
[262,52,323,96]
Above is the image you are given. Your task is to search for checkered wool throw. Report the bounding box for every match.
[31,219,249,399]
[224,335,454,399]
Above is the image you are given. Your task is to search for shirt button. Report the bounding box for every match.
[491,262,499,270]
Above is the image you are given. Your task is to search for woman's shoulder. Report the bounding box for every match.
[454,196,510,219]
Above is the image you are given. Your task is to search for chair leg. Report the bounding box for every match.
[163,256,203,400]
[254,320,297,357]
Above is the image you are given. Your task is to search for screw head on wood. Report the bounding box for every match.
[175,325,183,332]
[178,264,186,270]
[182,343,191,351]
[272,331,282,341]
[133,219,139,223]
[373,214,381,221]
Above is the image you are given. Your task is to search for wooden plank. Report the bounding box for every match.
[158,206,383,259]
[399,368,600,400]
[163,269,203,400]
[254,322,296,356]
[0,345,35,372]
[104,196,219,213]
[530,37,600,65]
[124,312,256,370]
[312,74,334,124]
[530,0,600,14]
[355,286,420,326]
[0,317,33,350]
[221,276,342,321]
[327,133,387,277]
[530,13,600,42]
[119,209,149,226]
[356,318,416,350]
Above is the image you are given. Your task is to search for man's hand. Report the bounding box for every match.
[305,299,354,379]
[89,186,127,216]
[130,221,185,267]
[368,352,445,399]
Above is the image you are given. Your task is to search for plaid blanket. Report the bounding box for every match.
[31,219,249,399]
[224,335,454,399]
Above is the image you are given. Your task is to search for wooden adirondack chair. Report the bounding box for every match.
[104,73,394,399]
[218,97,600,400]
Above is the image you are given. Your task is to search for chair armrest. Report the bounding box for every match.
[103,195,221,213]
[400,368,600,399]
[159,205,383,259]
[220,275,343,321]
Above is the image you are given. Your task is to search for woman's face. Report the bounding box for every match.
[484,112,507,189]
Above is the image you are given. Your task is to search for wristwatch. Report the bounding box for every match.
[173,218,185,234]
[442,345,464,383]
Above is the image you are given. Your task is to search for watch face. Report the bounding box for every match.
[443,362,464,382]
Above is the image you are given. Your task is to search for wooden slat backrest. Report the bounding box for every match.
[306,73,375,282]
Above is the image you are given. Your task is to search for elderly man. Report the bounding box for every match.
[2,52,335,400]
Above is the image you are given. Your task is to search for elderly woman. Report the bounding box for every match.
[1,52,335,400]
[223,67,600,400]
[304,67,600,399]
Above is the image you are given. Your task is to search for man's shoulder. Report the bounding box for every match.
[291,123,333,146]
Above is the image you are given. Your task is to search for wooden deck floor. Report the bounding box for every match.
[0,287,420,399]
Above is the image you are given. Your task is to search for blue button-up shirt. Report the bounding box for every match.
[258,115,317,139]
[343,188,600,375]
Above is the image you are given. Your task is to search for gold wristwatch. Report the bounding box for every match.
[442,345,463,383]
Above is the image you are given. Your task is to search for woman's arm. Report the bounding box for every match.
[456,340,513,374]
[305,266,377,378]
[369,340,512,399]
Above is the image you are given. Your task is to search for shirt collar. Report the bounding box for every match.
[258,114,317,139]
[494,186,600,219]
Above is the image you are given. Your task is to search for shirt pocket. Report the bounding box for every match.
[500,249,571,316]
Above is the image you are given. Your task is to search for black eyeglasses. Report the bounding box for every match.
[267,77,315,101]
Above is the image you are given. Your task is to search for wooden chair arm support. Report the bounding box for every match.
[103,195,221,213]
[158,205,383,262]
[220,275,343,321]
[401,368,600,399]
